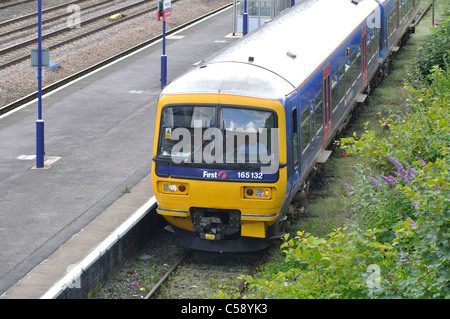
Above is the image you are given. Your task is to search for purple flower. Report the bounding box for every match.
[416,155,426,166]
[386,155,406,177]
[400,259,409,264]
[368,176,382,188]
[378,174,398,187]
[407,217,417,228]
[340,179,355,195]
[404,166,417,183]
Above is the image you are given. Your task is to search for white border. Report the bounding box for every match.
[40,196,156,299]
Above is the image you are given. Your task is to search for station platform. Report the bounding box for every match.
[0,6,240,298]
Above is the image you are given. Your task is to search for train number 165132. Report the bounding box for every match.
[237,172,263,179]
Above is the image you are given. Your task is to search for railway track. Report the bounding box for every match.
[0,0,111,43]
[1,0,233,116]
[143,246,269,299]
[94,226,271,299]
[0,0,36,11]
[92,224,270,299]
[0,0,93,26]
[0,0,165,70]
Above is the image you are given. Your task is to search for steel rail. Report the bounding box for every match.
[0,0,150,56]
[0,3,233,116]
[0,0,86,27]
[144,249,192,299]
[0,0,35,11]
[0,0,111,39]
[237,247,270,295]
[412,1,433,27]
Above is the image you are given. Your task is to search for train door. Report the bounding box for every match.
[322,63,331,147]
[361,24,368,87]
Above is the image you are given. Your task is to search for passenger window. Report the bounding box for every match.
[356,48,361,77]
[300,107,310,153]
[314,90,323,134]
[345,59,351,92]
[331,73,338,109]
[351,51,357,84]
[338,65,345,101]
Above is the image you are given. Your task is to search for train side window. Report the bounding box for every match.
[345,59,351,94]
[331,73,338,110]
[314,90,323,134]
[356,47,361,78]
[338,65,345,102]
[351,51,357,85]
[388,9,395,37]
[300,107,310,153]
[369,31,377,61]
[309,102,314,140]
[292,108,298,167]
[372,31,378,60]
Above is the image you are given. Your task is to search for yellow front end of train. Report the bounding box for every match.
[151,93,287,250]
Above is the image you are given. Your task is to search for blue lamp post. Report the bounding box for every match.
[158,0,171,89]
[161,16,167,89]
[243,0,248,36]
[36,0,45,168]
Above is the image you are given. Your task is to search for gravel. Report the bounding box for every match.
[94,229,269,299]
[0,0,232,108]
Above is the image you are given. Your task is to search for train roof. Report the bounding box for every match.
[163,0,380,100]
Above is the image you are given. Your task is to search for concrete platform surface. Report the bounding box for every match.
[0,7,239,298]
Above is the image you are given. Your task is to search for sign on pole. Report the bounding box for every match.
[157,0,171,21]
[31,48,50,67]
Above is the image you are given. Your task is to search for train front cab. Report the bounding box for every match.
[151,93,288,252]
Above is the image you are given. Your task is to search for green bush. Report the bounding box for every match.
[338,63,449,298]
[227,25,449,299]
[409,9,450,85]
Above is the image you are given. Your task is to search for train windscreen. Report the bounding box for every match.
[157,105,277,167]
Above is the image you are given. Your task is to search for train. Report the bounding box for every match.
[151,0,420,252]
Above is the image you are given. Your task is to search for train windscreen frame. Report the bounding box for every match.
[156,104,278,169]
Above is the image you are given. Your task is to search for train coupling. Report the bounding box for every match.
[191,208,240,241]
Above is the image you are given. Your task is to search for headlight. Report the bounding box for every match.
[159,182,189,195]
[243,187,272,200]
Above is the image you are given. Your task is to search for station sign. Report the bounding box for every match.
[157,0,171,21]
[30,48,50,67]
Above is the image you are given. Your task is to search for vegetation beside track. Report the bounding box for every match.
[223,2,449,299]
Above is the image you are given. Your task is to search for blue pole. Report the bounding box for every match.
[161,17,167,89]
[291,0,295,7]
[243,0,248,36]
[36,0,44,168]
